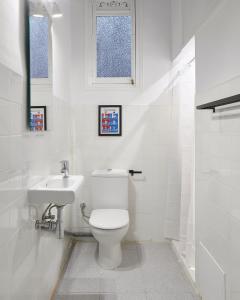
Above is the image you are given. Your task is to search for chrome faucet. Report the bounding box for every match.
[60,160,69,178]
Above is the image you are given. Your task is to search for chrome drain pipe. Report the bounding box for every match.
[56,205,64,239]
[35,219,57,231]
[35,204,66,239]
[80,202,90,225]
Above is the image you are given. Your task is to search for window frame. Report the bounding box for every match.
[91,1,136,86]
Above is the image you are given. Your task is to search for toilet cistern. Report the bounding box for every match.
[60,160,69,178]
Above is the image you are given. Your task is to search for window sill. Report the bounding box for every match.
[88,84,137,91]
[86,79,138,90]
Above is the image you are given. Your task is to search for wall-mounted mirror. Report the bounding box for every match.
[27,1,62,131]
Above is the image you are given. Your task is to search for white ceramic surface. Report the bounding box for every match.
[91,225,129,269]
[90,169,129,269]
[89,209,129,230]
[28,175,84,206]
[91,169,129,210]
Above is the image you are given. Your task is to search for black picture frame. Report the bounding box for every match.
[98,105,122,136]
[30,106,47,131]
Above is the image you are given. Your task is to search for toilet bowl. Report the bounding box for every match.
[90,209,129,269]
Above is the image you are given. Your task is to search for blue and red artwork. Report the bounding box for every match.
[99,106,122,136]
[30,106,46,131]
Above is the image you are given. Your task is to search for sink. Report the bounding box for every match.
[28,175,84,206]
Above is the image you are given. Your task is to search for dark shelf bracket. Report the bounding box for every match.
[196,94,240,113]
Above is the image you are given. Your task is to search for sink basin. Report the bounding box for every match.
[28,175,84,206]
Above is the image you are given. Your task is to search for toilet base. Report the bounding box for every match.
[98,242,122,269]
[91,225,129,270]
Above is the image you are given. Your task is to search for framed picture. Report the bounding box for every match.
[30,106,47,132]
[98,105,122,136]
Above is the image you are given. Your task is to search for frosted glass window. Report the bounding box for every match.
[30,16,49,78]
[96,16,132,78]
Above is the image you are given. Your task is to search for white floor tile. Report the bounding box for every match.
[58,278,100,294]
[56,242,198,300]
[57,296,100,300]
[142,269,195,293]
[99,295,118,300]
[56,294,147,300]
[146,292,201,300]
[117,293,147,300]
[99,278,117,294]
[115,270,145,293]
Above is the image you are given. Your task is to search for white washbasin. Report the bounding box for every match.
[28,175,84,206]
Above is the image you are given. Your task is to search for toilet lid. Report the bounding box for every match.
[89,209,129,230]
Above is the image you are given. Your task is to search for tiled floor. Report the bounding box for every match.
[56,242,200,300]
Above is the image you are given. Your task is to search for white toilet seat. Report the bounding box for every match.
[89,209,129,230]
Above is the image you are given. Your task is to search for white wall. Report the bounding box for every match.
[0,1,72,299]
[195,0,240,299]
[171,0,222,59]
[171,0,240,298]
[67,0,173,241]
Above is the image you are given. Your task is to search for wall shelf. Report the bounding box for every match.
[196,94,240,113]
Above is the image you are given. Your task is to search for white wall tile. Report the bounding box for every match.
[0,1,73,299]
[72,103,172,242]
[194,0,240,298]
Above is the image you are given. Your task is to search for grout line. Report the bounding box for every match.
[0,133,23,138]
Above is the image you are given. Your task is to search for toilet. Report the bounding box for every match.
[89,169,129,269]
